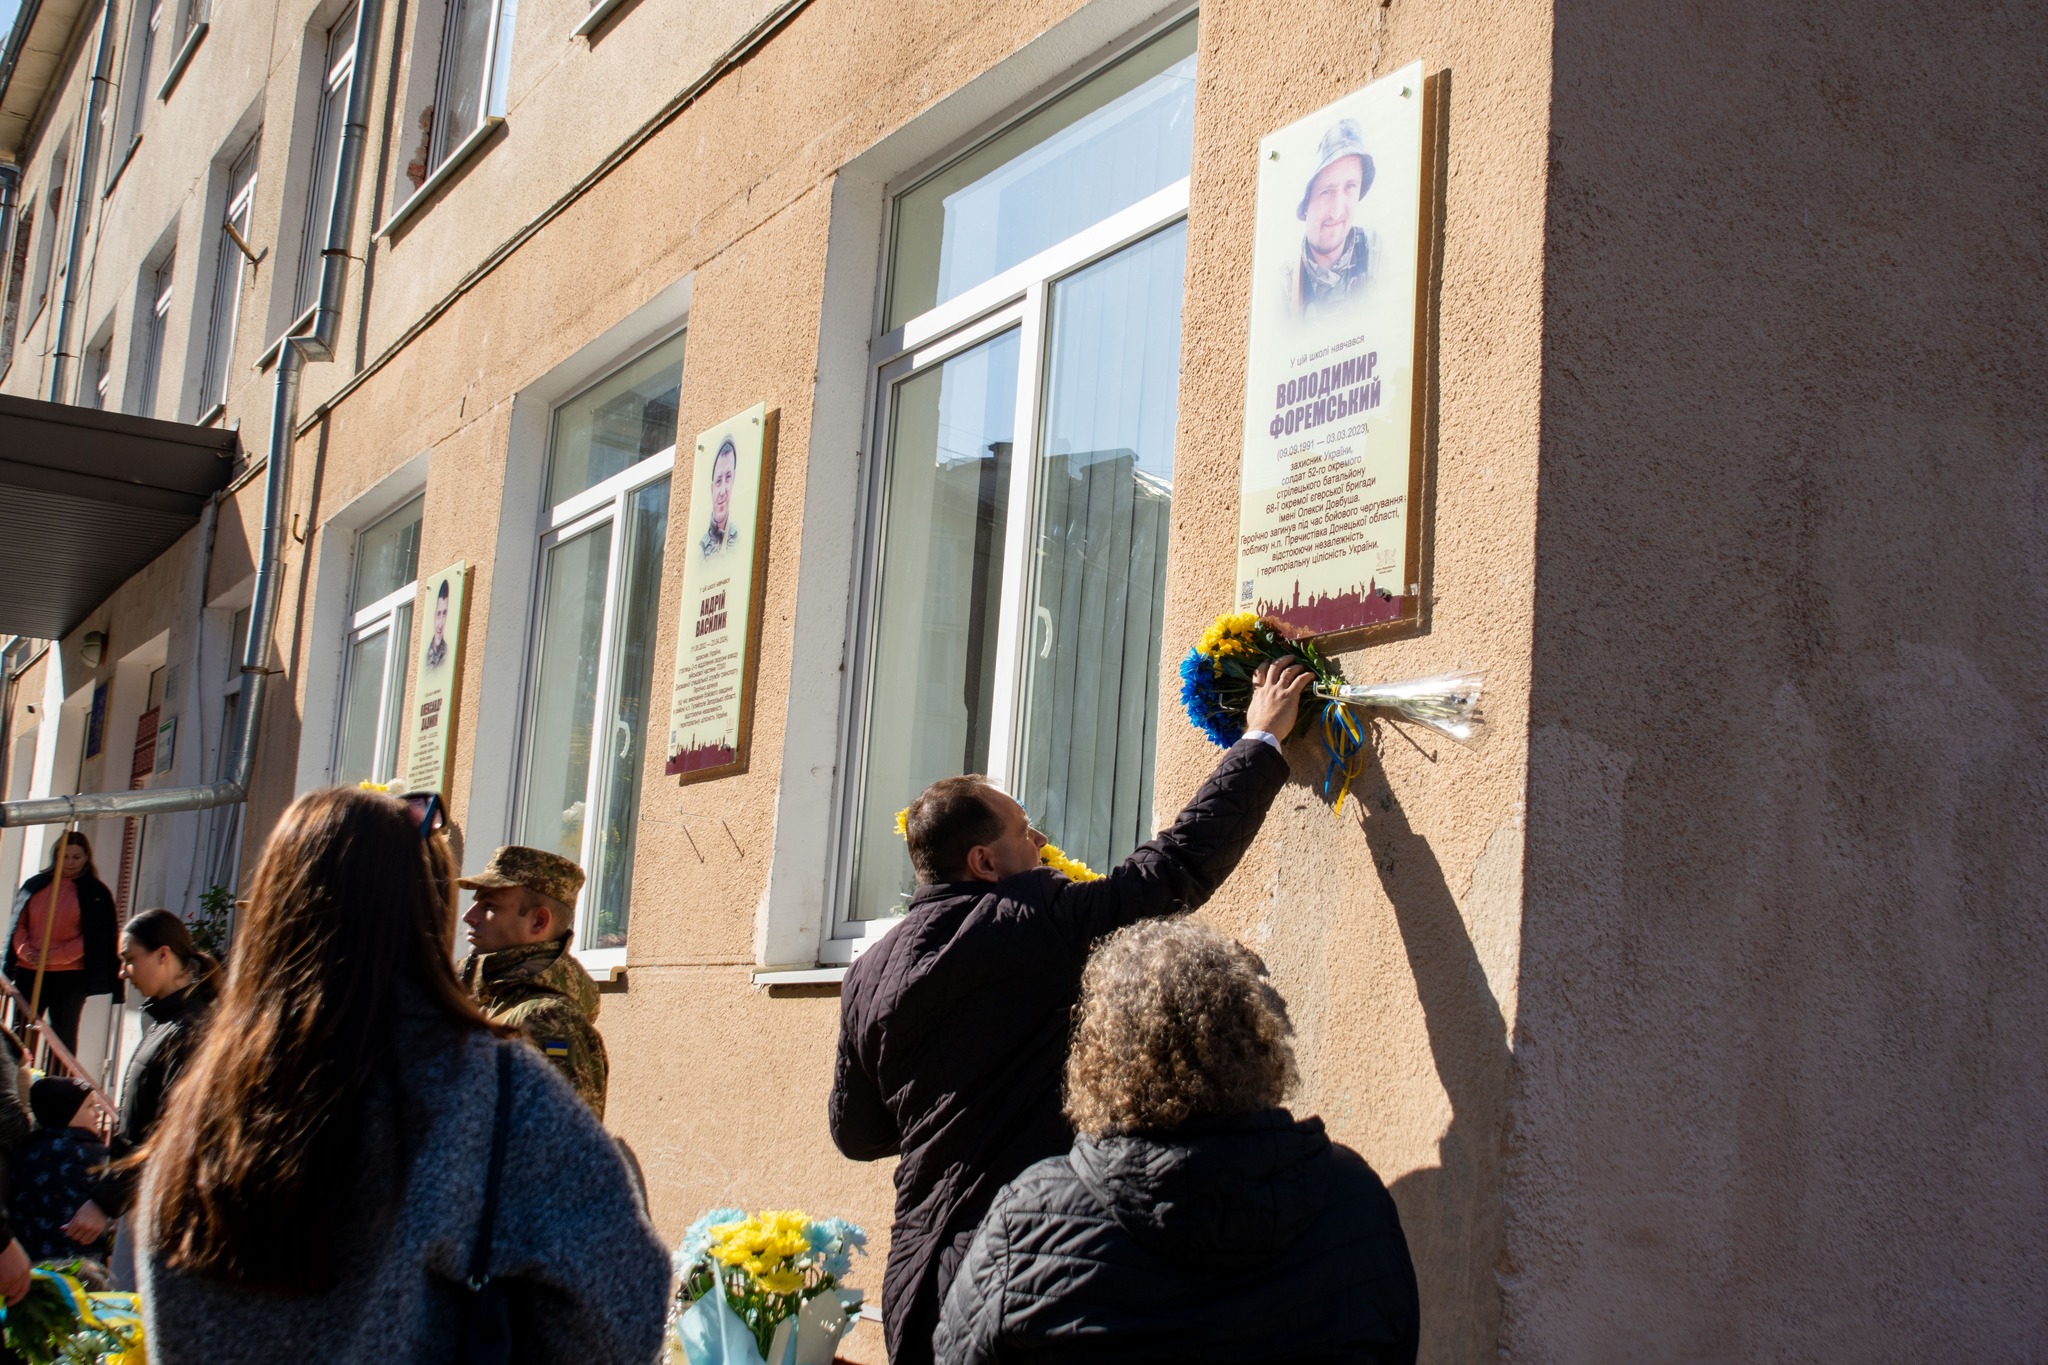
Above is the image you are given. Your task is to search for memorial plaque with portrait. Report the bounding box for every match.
[1236,61,1430,639]
[664,402,773,783]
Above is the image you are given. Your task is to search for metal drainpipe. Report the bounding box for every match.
[45,0,120,403]
[0,0,386,829]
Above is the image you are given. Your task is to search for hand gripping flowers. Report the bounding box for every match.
[1179,611,1485,809]
[671,1209,866,1365]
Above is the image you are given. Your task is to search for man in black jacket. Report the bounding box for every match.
[829,659,1312,1365]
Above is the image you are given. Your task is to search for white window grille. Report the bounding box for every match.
[831,15,1198,948]
[514,331,683,961]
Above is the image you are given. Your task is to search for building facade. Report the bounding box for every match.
[1,0,2042,1358]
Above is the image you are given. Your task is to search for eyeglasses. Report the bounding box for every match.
[403,791,447,838]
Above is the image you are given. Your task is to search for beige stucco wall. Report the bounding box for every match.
[1506,2,2048,1357]
[249,0,1556,1360]
[12,0,2041,1355]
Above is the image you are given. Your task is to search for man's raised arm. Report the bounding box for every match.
[1053,659,1311,943]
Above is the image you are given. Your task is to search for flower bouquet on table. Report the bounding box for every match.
[1179,611,1486,809]
[669,1209,866,1365]
[0,1261,145,1365]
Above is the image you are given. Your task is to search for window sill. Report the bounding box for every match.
[103,135,143,198]
[157,22,208,102]
[573,0,639,39]
[196,400,226,427]
[255,305,318,371]
[574,944,627,981]
[751,966,846,986]
[377,117,503,239]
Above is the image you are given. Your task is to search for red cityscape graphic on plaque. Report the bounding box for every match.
[666,739,738,776]
[1258,579,1408,637]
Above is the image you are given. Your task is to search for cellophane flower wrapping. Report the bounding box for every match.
[1328,670,1487,747]
[671,1210,865,1365]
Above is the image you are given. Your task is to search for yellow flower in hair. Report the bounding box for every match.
[894,807,909,837]
[358,780,396,793]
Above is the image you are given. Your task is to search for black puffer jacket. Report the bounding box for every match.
[934,1109,1420,1364]
[830,739,1290,1365]
[89,982,215,1214]
[5,870,123,998]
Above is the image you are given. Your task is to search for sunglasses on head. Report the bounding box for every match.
[403,791,447,837]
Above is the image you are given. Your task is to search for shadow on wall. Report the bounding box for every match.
[1345,748,1510,1362]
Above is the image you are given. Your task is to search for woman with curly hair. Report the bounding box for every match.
[934,917,1420,1364]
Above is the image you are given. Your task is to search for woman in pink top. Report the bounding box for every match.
[5,833,123,1054]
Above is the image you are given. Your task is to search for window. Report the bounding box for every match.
[515,332,682,954]
[118,0,162,150]
[0,206,29,371]
[134,251,173,417]
[198,135,258,417]
[295,5,357,318]
[333,497,423,786]
[427,0,517,175]
[206,606,251,892]
[84,337,112,409]
[839,17,1197,931]
[28,146,66,323]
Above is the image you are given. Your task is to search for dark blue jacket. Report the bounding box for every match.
[13,1127,113,1263]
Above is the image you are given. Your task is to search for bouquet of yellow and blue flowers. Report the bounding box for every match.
[1179,611,1485,809]
[671,1209,865,1365]
[0,1262,144,1365]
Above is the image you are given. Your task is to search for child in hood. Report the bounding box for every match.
[14,1076,114,1264]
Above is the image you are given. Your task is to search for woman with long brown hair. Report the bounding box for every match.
[135,787,668,1363]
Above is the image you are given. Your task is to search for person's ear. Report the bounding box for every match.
[964,845,998,882]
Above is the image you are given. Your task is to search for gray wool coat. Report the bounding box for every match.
[137,1010,670,1365]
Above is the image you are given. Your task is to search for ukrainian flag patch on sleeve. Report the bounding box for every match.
[542,1039,570,1059]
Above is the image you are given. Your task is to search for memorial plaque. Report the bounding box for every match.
[665,402,773,784]
[1236,61,1430,638]
[403,561,470,794]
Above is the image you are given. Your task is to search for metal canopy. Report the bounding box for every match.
[0,394,239,639]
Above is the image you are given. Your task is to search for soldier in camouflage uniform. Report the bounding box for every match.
[457,846,610,1118]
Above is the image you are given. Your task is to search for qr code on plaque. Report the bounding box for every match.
[1239,580,1255,604]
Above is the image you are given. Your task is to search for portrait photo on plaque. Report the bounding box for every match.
[1236,61,1429,639]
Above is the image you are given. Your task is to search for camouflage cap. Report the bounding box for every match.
[458,845,585,905]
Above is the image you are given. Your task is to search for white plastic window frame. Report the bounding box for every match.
[510,444,674,979]
[134,250,174,418]
[114,0,162,161]
[822,184,1190,963]
[197,135,259,420]
[293,5,359,319]
[333,581,417,785]
[755,0,1194,980]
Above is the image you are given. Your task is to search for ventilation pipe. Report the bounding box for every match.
[1,0,384,829]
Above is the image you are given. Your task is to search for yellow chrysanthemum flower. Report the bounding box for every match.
[757,1267,805,1295]
[894,807,909,836]
[1197,611,1261,660]
[1039,842,1101,882]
